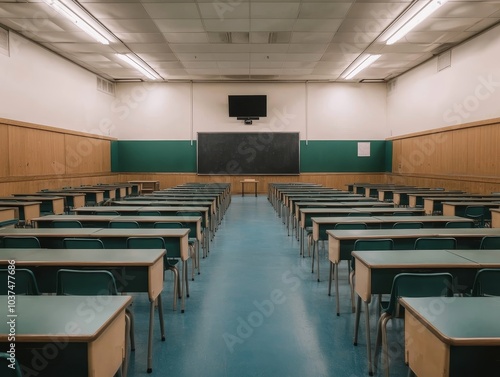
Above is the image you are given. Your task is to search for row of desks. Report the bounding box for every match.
[352,248,500,376]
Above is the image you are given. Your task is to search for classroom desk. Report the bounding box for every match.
[442,201,500,217]
[8,194,66,215]
[353,249,481,375]
[32,213,204,264]
[0,227,190,312]
[35,191,86,210]
[376,186,416,202]
[392,189,458,207]
[4,195,65,215]
[240,180,258,197]
[409,193,500,209]
[401,297,500,377]
[491,208,500,228]
[0,247,165,373]
[423,196,500,215]
[92,184,127,199]
[0,201,41,223]
[54,189,105,205]
[129,180,160,194]
[299,207,425,259]
[326,228,500,315]
[0,295,130,377]
[0,207,18,227]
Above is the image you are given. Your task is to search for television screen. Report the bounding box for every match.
[228,95,267,118]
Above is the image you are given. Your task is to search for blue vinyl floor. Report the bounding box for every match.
[127,195,409,377]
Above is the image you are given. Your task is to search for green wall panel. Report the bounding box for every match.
[300,140,387,172]
[112,140,197,172]
[112,140,391,173]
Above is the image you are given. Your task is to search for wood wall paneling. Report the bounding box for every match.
[0,124,9,178]
[64,135,111,174]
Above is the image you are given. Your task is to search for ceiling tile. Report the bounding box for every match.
[153,19,205,32]
[197,2,250,19]
[298,3,352,19]
[142,3,200,18]
[82,3,151,19]
[293,19,343,32]
[163,32,209,43]
[291,32,334,43]
[114,33,166,43]
[203,19,251,32]
[250,19,296,32]
[250,3,300,18]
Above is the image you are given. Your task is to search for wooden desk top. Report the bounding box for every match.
[0,201,41,206]
[447,249,500,267]
[6,195,64,201]
[353,249,478,268]
[442,201,500,206]
[32,214,201,223]
[0,228,95,236]
[312,215,473,225]
[0,248,165,265]
[0,295,131,342]
[400,297,500,346]
[327,227,500,240]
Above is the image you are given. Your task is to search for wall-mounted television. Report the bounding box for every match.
[228,95,267,119]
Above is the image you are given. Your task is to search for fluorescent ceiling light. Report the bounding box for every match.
[43,0,110,45]
[386,0,448,45]
[343,54,381,80]
[116,54,161,80]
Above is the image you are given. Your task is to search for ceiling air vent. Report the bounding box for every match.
[96,76,115,96]
[437,50,451,72]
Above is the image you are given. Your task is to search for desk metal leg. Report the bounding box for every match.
[254,182,257,197]
[300,228,304,257]
[334,263,340,316]
[157,295,165,341]
[365,301,373,375]
[241,183,244,197]
[147,300,154,373]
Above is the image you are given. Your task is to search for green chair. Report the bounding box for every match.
[414,237,457,249]
[62,238,104,249]
[0,352,22,377]
[56,269,134,377]
[350,239,394,314]
[333,223,368,230]
[392,222,423,229]
[479,236,500,249]
[109,221,140,229]
[52,220,83,228]
[0,268,40,295]
[126,236,182,311]
[138,210,161,216]
[373,273,454,377]
[465,205,485,227]
[175,212,201,274]
[2,236,41,248]
[393,212,414,216]
[444,221,473,228]
[471,269,500,296]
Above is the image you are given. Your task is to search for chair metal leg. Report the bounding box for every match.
[373,313,386,375]
[126,307,135,351]
[407,368,416,377]
[316,240,320,282]
[381,315,391,377]
[123,313,130,377]
[349,270,355,313]
[311,240,315,273]
[328,262,333,296]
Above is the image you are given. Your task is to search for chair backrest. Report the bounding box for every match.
[414,237,457,250]
[2,236,41,248]
[154,222,183,229]
[0,352,22,377]
[126,236,165,249]
[62,238,104,249]
[108,220,140,229]
[471,269,500,296]
[480,236,500,249]
[334,223,367,230]
[52,220,83,228]
[385,272,454,316]
[393,212,414,216]
[444,221,473,228]
[138,210,161,216]
[465,205,485,218]
[56,269,118,295]
[0,268,40,295]
[348,212,371,217]
[354,239,394,251]
[393,222,424,229]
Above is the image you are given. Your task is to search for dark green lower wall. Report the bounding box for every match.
[111,140,392,173]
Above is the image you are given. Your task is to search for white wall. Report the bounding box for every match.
[387,23,500,136]
[113,81,388,141]
[0,32,115,136]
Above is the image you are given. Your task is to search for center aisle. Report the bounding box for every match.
[129,195,407,376]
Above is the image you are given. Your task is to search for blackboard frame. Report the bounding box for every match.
[197,132,300,175]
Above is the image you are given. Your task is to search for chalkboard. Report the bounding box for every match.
[197,132,300,175]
